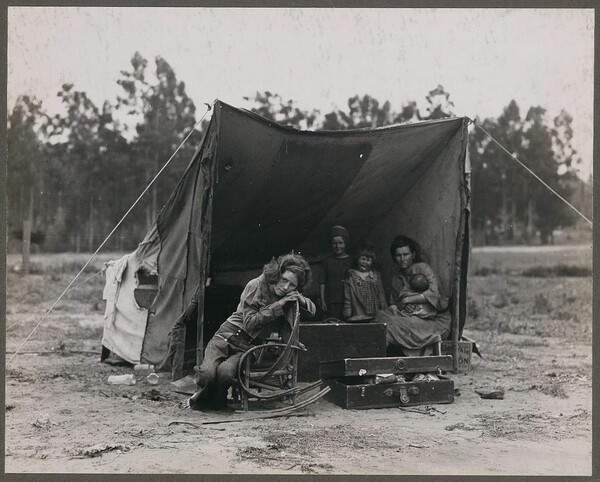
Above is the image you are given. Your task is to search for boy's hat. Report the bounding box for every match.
[330,225,349,244]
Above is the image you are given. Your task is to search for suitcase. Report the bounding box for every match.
[320,355,455,410]
[297,322,387,382]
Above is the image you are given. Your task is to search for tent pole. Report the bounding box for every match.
[452,120,469,373]
[196,106,219,368]
[452,229,463,373]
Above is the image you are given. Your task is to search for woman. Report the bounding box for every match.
[375,235,451,354]
[189,253,316,410]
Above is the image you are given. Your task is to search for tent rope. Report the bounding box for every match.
[469,118,592,227]
[7,102,214,365]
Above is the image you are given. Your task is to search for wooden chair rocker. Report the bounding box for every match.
[234,302,323,411]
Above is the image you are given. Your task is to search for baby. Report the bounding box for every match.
[397,273,437,318]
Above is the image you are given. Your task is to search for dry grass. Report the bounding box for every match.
[6,252,124,274]
[470,245,592,275]
[236,423,401,471]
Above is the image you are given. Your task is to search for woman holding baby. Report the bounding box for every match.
[375,234,451,355]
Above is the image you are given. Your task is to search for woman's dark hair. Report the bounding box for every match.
[390,235,423,263]
[355,242,376,264]
[263,253,312,292]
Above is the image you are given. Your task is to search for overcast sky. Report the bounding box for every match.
[7,7,594,178]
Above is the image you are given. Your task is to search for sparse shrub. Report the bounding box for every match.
[467,298,480,319]
[491,292,508,308]
[533,293,552,314]
[561,291,578,304]
[556,310,577,321]
[531,383,568,399]
[522,265,591,278]
[473,266,501,276]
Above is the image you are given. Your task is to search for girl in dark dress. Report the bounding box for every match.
[318,225,352,320]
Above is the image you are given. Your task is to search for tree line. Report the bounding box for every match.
[7,52,591,253]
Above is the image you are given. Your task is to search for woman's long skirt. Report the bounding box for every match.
[375,308,451,349]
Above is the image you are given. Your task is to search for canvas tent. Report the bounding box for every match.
[102,100,470,373]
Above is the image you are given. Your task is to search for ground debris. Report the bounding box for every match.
[529,383,568,399]
[141,388,167,401]
[122,393,140,401]
[32,414,58,430]
[70,443,130,458]
[475,387,505,399]
[248,422,401,463]
[169,420,202,429]
[287,462,334,473]
[408,443,430,449]
[400,405,447,416]
[568,408,589,420]
[445,422,479,432]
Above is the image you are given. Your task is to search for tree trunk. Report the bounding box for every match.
[21,219,31,274]
[75,209,81,253]
[510,199,517,240]
[151,151,158,223]
[527,197,535,242]
[21,188,34,273]
[88,197,95,252]
[500,175,508,243]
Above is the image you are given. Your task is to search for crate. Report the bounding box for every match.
[435,341,473,372]
[297,322,387,382]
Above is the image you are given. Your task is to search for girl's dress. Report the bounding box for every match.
[319,255,352,319]
[343,269,387,321]
[375,262,451,348]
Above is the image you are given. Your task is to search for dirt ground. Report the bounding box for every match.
[4,245,593,475]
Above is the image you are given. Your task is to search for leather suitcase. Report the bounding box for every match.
[297,322,387,382]
[320,355,455,410]
[324,377,455,409]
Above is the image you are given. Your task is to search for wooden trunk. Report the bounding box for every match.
[297,322,387,382]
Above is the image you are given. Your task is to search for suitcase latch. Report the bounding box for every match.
[384,386,410,404]
[398,386,410,404]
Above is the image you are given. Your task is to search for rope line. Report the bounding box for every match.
[470,120,592,226]
[7,103,213,365]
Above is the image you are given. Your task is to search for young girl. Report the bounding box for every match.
[343,243,387,322]
[319,225,352,320]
